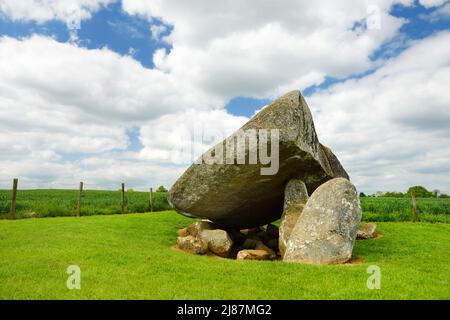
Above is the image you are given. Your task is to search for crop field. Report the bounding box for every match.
[0,189,449,223]
[0,189,170,219]
[361,197,450,223]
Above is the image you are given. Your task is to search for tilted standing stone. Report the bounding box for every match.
[168,90,349,228]
[279,179,309,257]
[284,178,362,264]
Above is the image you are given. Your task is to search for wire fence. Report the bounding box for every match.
[0,178,171,220]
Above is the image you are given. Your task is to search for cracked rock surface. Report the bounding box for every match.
[279,179,309,257]
[168,90,348,228]
[284,178,362,264]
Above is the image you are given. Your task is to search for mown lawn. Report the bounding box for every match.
[0,211,449,299]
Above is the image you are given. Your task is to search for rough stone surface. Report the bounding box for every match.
[236,249,271,260]
[241,238,259,249]
[265,224,279,239]
[279,179,309,257]
[186,221,217,237]
[357,223,377,240]
[284,178,362,264]
[168,90,349,228]
[177,236,208,255]
[228,229,246,246]
[177,227,189,237]
[265,238,279,250]
[255,241,277,259]
[241,227,264,240]
[198,229,234,257]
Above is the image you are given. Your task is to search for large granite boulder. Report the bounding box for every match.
[279,179,309,257]
[177,236,208,255]
[186,221,217,237]
[284,178,362,264]
[168,90,348,228]
[198,229,234,257]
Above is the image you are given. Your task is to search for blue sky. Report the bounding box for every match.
[0,1,171,68]
[0,0,449,193]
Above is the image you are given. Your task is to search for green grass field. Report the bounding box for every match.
[1,189,449,222]
[0,211,449,299]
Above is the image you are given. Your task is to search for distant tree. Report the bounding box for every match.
[406,186,434,198]
[127,188,134,192]
[384,192,405,198]
[156,185,168,192]
[375,191,386,197]
[433,189,440,198]
[359,192,366,197]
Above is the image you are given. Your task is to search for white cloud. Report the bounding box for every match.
[0,35,243,190]
[308,31,450,193]
[0,0,115,23]
[124,0,410,99]
[0,35,222,124]
[421,1,450,21]
[150,24,167,41]
[0,155,186,190]
[419,0,449,8]
[138,109,248,165]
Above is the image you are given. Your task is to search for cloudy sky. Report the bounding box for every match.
[0,0,449,194]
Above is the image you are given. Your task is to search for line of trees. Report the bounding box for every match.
[124,185,168,193]
[360,186,449,198]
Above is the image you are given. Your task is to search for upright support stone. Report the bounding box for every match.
[284,178,361,264]
[279,179,308,257]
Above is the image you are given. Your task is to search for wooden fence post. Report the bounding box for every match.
[411,192,419,222]
[76,182,83,217]
[9,178,18,220]
[121,182,125,214]
[149,187,153,212]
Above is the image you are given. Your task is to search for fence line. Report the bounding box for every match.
[411,192,420,222]
[120,182,125,215]
[150,187,153,212]
[9,178,18,220]
[1,178,163,219]
[76,182,83,217]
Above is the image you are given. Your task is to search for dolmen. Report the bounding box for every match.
[169,90,363,264]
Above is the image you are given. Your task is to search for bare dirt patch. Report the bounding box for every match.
[344,256,364,265]
[357,233,384,240]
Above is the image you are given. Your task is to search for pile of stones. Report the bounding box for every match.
[169,90,378,264]
[176,221,281,260]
